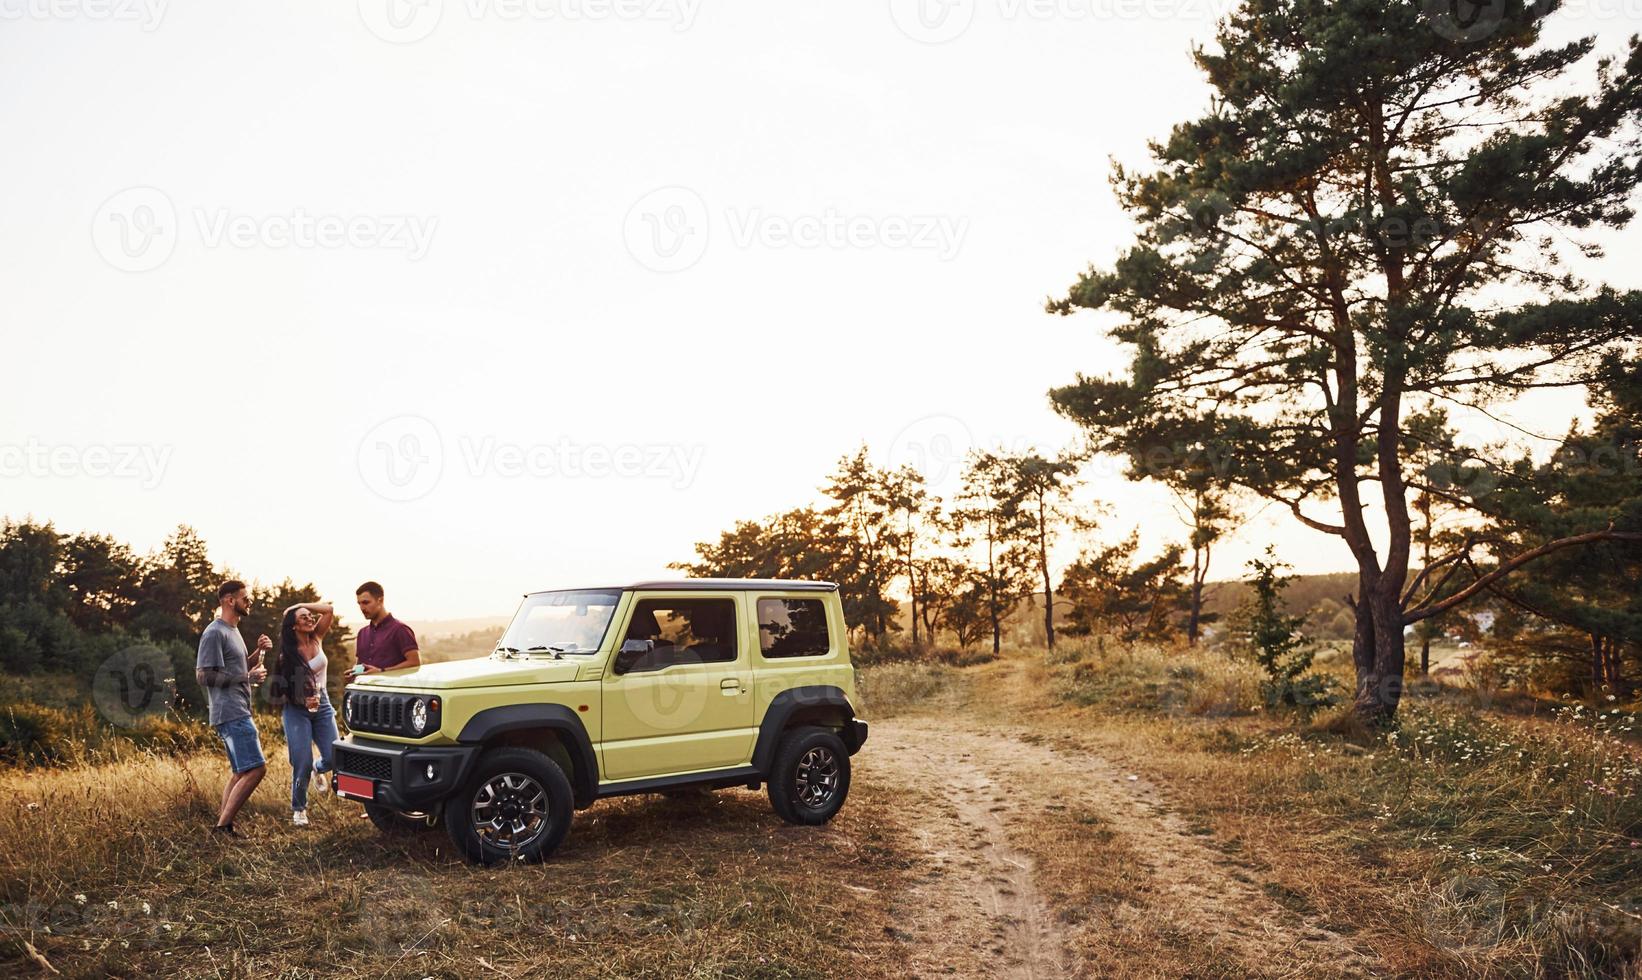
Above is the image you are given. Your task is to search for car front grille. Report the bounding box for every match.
[347,692,411,736]
[335,747,393,782]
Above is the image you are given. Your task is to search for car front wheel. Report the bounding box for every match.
[766,726,851,826]
[443,747,574,865]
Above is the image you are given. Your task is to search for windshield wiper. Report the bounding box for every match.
[493,645,521,660]
[525,644,571,659]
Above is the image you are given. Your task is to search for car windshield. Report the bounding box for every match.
[496,590,621,657]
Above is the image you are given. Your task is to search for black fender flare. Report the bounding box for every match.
[458,704,599,808]
[752,685,862,773]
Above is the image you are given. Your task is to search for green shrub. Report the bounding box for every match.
[929,647,998,668]
[0,703,68,764]
[1229,552,1341,717]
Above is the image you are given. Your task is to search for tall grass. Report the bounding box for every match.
[1215,701,1642,975]
[1047,636,1268,717]
[855,661,964,717]
[1013,636,1642,975]
[0,737,920,977]
[0,702,218,767]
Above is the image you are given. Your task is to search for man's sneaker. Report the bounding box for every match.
[292,810,309,827]
[312,765,330,795]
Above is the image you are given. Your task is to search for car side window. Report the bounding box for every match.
[757,598,831,659]
[619,598,738,672]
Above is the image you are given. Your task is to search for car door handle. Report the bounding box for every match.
[720,678,741,693]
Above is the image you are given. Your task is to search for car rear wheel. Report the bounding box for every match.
[443,747,573,865]
[766,726,851,826]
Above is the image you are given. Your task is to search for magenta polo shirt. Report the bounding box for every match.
[356,614,417,670]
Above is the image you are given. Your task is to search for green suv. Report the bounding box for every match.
[332,580,868,864]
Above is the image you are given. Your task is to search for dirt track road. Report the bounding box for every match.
[865,718,1375,979]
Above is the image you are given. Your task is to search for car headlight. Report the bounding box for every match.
[410,697,428,734]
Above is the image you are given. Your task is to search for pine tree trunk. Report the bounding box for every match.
[1352,587,1407,725]
[1037,494,1054,654]
[986,521,1001,656]
[1188,571,1203,647]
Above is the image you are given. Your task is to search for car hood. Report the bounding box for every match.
[347,657,586,690]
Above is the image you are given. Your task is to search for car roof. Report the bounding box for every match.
[526,578,838,596]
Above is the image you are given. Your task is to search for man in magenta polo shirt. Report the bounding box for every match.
[353,581,421,673]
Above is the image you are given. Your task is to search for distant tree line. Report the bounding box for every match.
[0,520,348,713]
[673,445,1220,655]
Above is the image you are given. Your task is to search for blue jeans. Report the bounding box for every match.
[214,717,265,774]
[282,692,337,811]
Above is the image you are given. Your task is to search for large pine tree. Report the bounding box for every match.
[1049,0,1642,722]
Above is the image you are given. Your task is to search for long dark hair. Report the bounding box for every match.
[276,608,307,706]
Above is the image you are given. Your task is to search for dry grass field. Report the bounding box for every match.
[3,643,1640,978]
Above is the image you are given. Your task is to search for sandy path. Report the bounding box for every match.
[868,719,1374,978]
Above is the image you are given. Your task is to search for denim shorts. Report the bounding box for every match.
[214,717,266,774]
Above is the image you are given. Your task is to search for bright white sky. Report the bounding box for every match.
[2,1,1638,621]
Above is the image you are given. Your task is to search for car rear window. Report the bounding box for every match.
[757,598,831,659]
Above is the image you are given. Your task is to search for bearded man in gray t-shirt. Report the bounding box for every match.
[196,580,271,838]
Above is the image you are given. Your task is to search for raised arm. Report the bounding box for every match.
[286,601,336,636]
[312,602,335,636]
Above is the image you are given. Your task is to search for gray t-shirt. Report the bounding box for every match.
[196,618,252,726]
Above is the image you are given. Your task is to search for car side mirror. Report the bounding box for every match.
[614,638,653,675]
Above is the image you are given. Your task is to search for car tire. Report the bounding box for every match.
[766,726,851,826]
[443,747,574,865]
[364,803,439,833]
